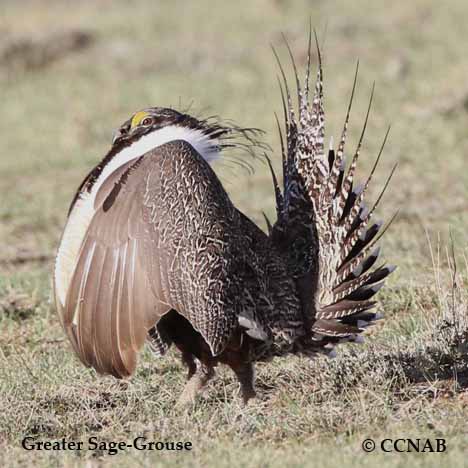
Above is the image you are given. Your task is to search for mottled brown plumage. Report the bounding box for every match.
[54,36,395,404]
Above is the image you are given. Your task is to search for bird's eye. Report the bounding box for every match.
[141,117,153,126]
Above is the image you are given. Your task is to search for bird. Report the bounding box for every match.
[53,33,396,405]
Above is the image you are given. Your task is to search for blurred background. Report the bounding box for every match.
[0,1,468,465]
[1,0,467,280]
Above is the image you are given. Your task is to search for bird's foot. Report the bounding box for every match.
[240,388,257,407]
[175,363,214,408]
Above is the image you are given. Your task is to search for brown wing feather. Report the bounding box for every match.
[56,140,242,377]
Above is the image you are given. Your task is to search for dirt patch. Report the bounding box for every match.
[0,29,94,75]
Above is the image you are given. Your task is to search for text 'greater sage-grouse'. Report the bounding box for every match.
[54,34,396,405]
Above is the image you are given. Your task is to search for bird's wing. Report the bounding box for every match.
[55,140,239,378]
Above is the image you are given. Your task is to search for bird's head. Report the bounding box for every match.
[112,107,189,145]
[110,107,266,166]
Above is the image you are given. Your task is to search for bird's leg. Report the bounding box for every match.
[177,360,215,406]
[230,361,256,404]
[181,350,197,380]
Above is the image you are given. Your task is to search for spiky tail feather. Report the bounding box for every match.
[269,30,396,356]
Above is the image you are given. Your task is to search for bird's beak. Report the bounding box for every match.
[112,129,124,144]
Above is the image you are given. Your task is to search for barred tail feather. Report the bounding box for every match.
[270,30,396,354]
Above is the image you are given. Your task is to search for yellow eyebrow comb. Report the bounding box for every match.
[130,111,149,129]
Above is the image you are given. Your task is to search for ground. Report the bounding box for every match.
[1,0,468,466]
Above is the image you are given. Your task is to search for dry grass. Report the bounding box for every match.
[1,247,467,467]
[1,0,468,466]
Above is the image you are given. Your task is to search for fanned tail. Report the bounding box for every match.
[269,30,396,354]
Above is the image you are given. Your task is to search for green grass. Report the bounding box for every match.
[1,0,468,466]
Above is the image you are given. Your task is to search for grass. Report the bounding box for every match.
[1,0,468,466]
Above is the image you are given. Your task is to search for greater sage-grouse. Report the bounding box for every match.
[54,36,396,404]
